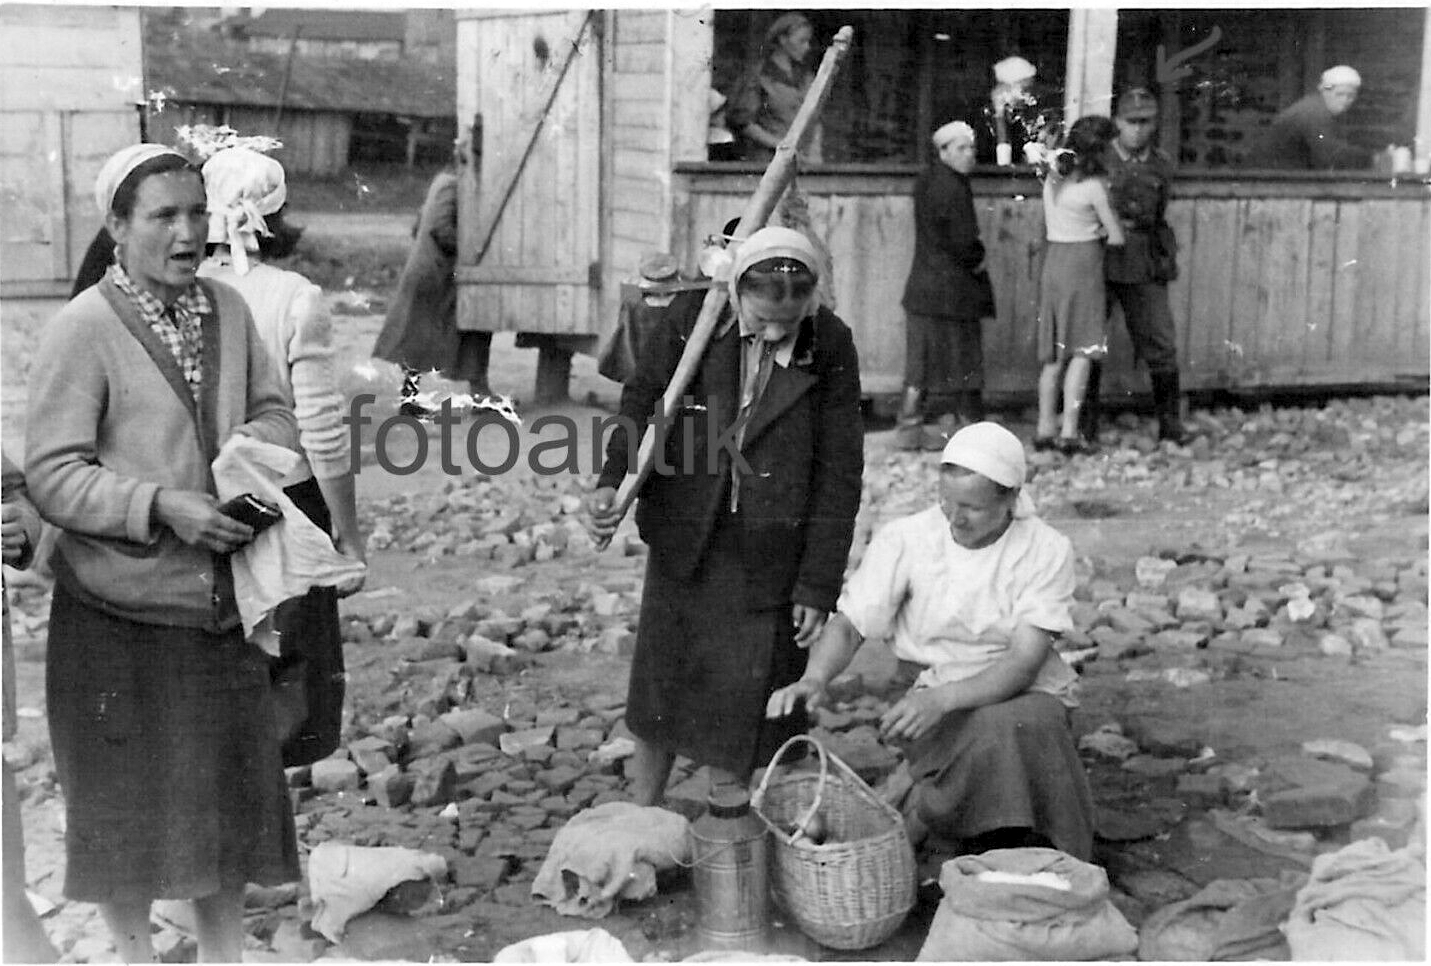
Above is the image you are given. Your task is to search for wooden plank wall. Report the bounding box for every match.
[607,9,672,323]
[674,172,1431,396]
[160,105,352,176]
[0,5,142,291]
[454,10,600,335]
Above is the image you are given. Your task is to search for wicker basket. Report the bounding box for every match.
[751,735,917,951]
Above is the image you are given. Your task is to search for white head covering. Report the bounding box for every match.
[1320,65,1361,89]
[940,421,1037,517]
[726,225,823,324]
[94,143,188,217]
[993,56,1037,86]
[202,147,287,276]
[933,120,976,149]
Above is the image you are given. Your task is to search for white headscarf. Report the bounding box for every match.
[726,225,823,326]
[202,147,288,276]
[933,120,976,150]
[941,421,1038,518]
[1320,65,1361,89]
[94,143,188,216]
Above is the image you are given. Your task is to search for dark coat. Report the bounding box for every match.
[372,170,464,373]
[1251,94,1367,171]
[901,164,994,320]
[597,291,863,612]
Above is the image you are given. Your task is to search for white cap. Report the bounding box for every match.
[993,56,1037,86]
[940,421,1026,489]
[1320,65,1361,89]
[933,121,976,149]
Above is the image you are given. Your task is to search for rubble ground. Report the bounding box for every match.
[3,286,1426,963]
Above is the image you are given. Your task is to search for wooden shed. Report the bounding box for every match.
[457,7,1431,400]
[144,15,455,176]
[0,4,143,306]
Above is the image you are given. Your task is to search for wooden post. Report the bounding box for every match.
[914,14,934,159]
[1417,8,1431,165]
[1063,8,1118,122]
[1301,10,1327,97]
[1158,11,1183,163]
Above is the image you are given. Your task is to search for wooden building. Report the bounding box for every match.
[456,8,1430,400]
[145,13,455,175]
[0,4,143,316]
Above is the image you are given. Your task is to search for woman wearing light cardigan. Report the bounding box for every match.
[25,144,301,963]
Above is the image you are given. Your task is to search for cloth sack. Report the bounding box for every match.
[916,848,1138,961]
[532,802,691,919]
[1283,837,1426,961]
[493,929,633,963]
[211,435,365,649]
[1137,871,1308,960]
[307,842,447,943]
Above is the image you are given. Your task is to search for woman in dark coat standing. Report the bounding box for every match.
[898,120,995,451]
[587,227,863,804]
[373,142,492,414]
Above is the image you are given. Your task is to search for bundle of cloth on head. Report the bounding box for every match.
[940,421,1038,518]
[1320,65,1362,89]
[726,224,823,321]
[93,143,188,216]
[203,146,287,276]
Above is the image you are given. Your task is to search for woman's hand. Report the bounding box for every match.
[332,533,367,598]
[791,604,827,647]
[879,688,951,742]
[585,487,622,542]
[155,489,253,553]
[1,501,27,565]
[766,679,827,719]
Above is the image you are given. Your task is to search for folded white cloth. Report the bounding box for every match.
[494,928,633,963]
[307,842,447,942]
[212,435,366,650]
[532,802,690,918]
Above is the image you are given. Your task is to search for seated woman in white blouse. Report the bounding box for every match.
[767,421,1094,859]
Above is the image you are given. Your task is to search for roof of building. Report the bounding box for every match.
[233,8,406,43]
[145,18,452,118]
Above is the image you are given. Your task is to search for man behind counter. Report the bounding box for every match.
[1251,65,1368,171]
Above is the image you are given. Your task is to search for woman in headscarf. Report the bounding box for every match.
[25,143,301,962]
[588,226,863,804]
[198,142,365,767]
[727,12,824,163]
[768,421,1095,861]
[372,140,493,416]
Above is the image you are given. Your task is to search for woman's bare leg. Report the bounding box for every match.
[1036,362,1063,438]
[192,886,244,963]
[99,900,155,964]
[1060,356,1091,439]
[628,738,675,807]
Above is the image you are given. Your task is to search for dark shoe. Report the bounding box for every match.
[398,400,435,421]
[1033,435,1059,453]
[1057,435,1092,456]
[1150,370,1194,445]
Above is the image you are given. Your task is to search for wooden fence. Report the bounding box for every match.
[672,166,1431,398]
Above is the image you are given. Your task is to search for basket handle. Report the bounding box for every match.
[752,734,830,844]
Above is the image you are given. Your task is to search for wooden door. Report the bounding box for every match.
[455,9,602,335]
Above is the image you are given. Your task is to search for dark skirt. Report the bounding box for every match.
[46,584,299,903]
[1037,240,1108,364]
[626,515,807,776]
[271,477,345,768]
[898,671,1094,861]
[905,312,984,393]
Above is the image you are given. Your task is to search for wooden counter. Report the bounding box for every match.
[672,164,1431,398]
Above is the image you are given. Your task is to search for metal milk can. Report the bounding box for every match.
[689,787,769,952]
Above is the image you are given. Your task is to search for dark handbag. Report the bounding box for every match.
[269,478,346,767]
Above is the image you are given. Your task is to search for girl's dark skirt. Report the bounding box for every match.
[626,516,807,776]
[46,583,299,903]
[1037,240,1108,364]
[895,663,1094,861]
